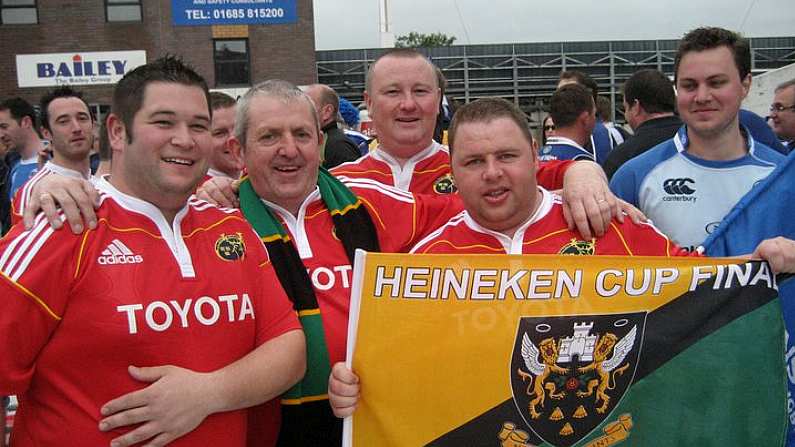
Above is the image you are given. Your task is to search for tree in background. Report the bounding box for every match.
[395,32,457,48]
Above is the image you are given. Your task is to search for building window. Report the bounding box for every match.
[1,0,38,25]
[106,0,142,22]
[214,39,250,87]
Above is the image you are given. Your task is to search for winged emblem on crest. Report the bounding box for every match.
[517,335,568,419]
[510,316,645,447]
[518,326,637,418]
[576,326,636,413]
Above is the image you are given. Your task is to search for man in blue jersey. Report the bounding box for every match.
[0,98,45,200]
[538,84,597,162]
[610,27,784,252]
[557,70,616,164]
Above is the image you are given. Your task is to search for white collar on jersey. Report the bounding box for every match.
[96,176,196,278]
[545,136,590,153]
[462,187,556,254]
[371,140,445,191]
[673,125,757,156]
[259,186,321,260]
[206,168,236,179]
[43,160,91,180]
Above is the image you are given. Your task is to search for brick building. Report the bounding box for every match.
[0,0,317,118]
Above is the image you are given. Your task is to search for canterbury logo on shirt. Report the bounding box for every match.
[97,239,144,265]
[662,178,696,195]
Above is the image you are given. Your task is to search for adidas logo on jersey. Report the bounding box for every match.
[98,239,143,265]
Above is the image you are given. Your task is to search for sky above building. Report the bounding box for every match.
[313,0,795,50]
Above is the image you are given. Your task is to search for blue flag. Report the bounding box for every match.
[703,153,795,444]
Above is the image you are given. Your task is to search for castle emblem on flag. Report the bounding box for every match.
[510,314,645,447]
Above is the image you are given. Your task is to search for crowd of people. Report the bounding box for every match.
[0,25,794,446]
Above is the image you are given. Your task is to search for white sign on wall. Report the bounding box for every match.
[16,51,147,88]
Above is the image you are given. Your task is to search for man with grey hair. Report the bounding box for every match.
[770,78,795,152]
[226,78,463,445]
[303,83,361,168]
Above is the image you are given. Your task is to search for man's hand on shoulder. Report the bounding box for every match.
[23,175,99,234]
[196,177,239,208]
[561,161,623,239]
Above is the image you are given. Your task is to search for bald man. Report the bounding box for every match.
[304,84,361,168]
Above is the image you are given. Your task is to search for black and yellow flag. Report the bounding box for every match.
[344,252,787,447]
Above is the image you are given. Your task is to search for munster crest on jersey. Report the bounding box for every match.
[510,314,645,447]
[433,173,457,194]
[215,233,246,261]
[558,238,595,255]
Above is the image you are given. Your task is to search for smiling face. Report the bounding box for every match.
[42,96,94,165]
[109,81,212,217]
[365,55,440,159]
[231,94,321,215]
[675,46,750,141]
[451,117,540,237]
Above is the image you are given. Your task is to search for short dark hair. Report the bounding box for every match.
[622,69,676,114]
[448,97,533,154]
[549,84,594,128]
[595,96,612,121]
[674,27,751,83]
[0,97,36,126]
[209,91,236,111]
[366,48,438,93]
[112,55,210,143]
[39,86,92,131]
[559,70,598,102]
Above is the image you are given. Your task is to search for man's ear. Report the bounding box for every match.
[228,136,244,167]
[41,127,52,141]
[740,73,752,99]
[20,115,34,130]
[364,91,372,114]
[324,104,337,125]
[577,110,592,128]
[530,140,539,170]
[106,114,127,154]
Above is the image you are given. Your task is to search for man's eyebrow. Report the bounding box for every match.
[148,110,177,118]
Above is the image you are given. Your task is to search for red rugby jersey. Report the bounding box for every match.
[0,178,299,447]
[332,141,572,195]
[411,188,690,257]
[259,177,463,368]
